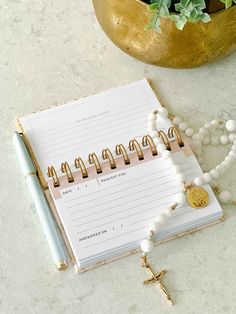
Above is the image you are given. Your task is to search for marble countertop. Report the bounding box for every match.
[1,1,236,313]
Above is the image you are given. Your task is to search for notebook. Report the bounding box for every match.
[17,79,223,272]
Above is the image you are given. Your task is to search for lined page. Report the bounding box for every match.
[49,149,222,266]
[18,79,171,178]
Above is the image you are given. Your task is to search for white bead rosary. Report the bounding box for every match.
[140,107,236,304]
[172,115,236,204]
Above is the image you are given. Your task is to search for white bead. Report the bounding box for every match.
[210,136,219,146]
[225,155,234,164]
[163,207,173,217]
[204,122,210,128]
[176,173,186,183]
[148,221,160,233]
[154,213,167,224]
[229,150,236,159]
[220,161,230,171]
[203,172,212,183]
[220,135,229,145]
[229,133,235,143]
[193,133,204,142]
[157,143,167,152]
[174,192,186,206]
[140,239,154,253]
[153,137,162,145]
[185,128,194,137]
[202,137,210,145]
[148,113,156,121]
[199,127,208,135]
[179,122,188,131]
[192,133,199,141]
[173,116,181,125]
[219,191,232,203]
[194,177,204,187]
[210,169,220,179]
[211,120,219,127]
[162,150,172,159]
[216,165,224,175]
[205,122,214,131]
[158,107,168,119]
[226,120,236,132]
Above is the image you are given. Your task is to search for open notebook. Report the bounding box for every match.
[17,79,223,271]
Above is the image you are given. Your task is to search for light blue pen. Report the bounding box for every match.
[13,132,67,271]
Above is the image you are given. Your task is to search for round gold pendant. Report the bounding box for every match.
[186,187,209,209]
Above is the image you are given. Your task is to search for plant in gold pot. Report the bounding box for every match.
[92,0,236,68]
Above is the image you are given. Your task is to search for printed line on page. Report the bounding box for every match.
[81,206,191,249]
[71,179,179,221]
[39,116,147,151]
[37,101,150,141]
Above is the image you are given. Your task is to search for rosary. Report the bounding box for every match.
[140,107,236,305]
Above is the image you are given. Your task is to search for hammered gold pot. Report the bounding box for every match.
[92,0,236,68]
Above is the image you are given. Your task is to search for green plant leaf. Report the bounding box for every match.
[146,0,231,33]
[201,12,211,23]
[220,0,233,9]
[148,3,158,11]
[176,15,187,30]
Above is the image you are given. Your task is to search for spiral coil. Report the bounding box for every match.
[61,162,74,183]
[142,135,157,156]
[129,139,144,160]
[158,130,171,150]
[47,126,184,187]
[88,153,102,174]
[48,166,60,187]
[116,144,130,165]
[75,157,88,178]
[168,126,184,147]
[102,148,116,169]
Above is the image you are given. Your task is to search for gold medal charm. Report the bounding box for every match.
[185,185,209,209]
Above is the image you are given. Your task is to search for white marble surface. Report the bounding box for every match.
[1,1,236,313]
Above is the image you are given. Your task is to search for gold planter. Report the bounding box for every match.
[92,0,236,68]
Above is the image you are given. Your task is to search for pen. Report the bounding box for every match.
[13,132,67,271]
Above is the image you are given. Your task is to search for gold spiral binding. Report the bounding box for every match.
[48,166,60,187]
[88,153,103,174]
[168,126,184,147]
[102,148,117,169]
[115,144,130,165]
[75,157,88,178]
[61,162,74,183]
[158,130,171,150]
[142,135,158,156]
[129,139,144,160]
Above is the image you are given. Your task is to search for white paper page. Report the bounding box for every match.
[18,79,171,178]
[49,148,222,267]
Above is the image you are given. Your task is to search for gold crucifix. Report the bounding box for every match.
[141,256,173,305]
